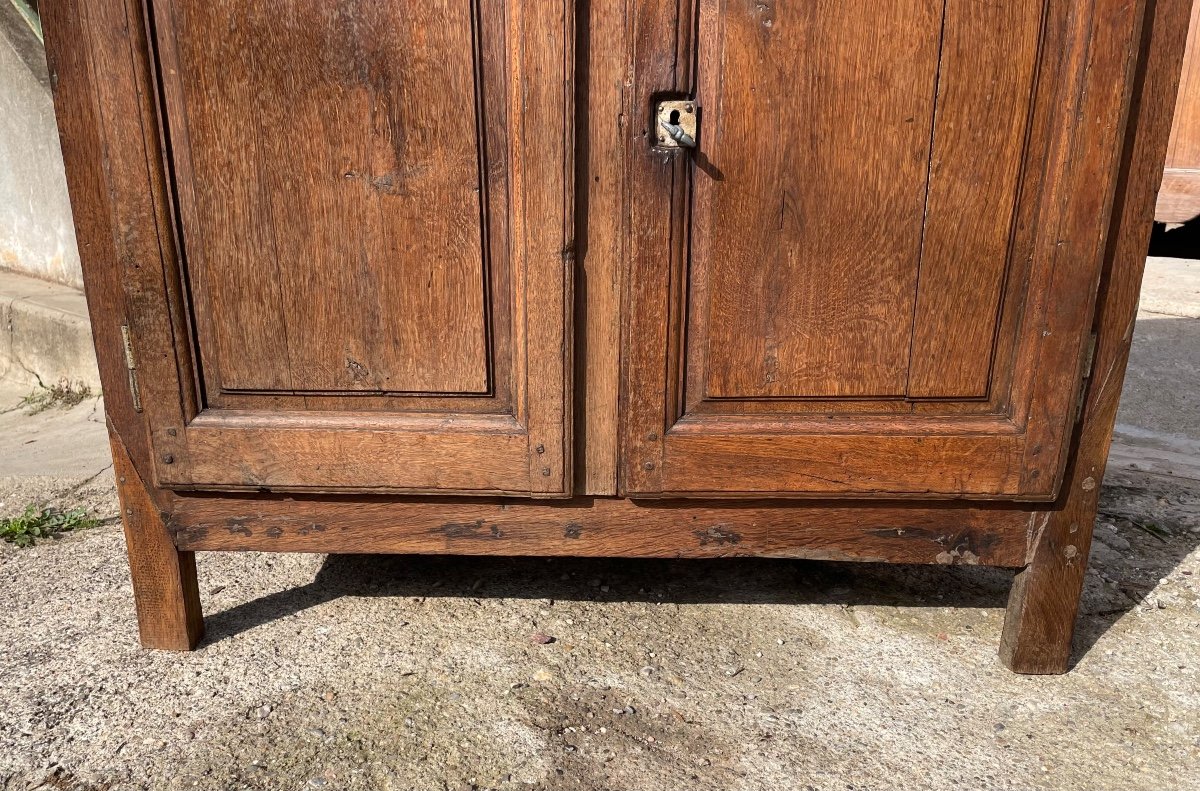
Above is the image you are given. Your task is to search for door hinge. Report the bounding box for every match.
[121,324,143,413]
[1074,331,1098,425]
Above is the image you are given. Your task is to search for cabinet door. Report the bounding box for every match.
[116,0,573,495]
[621,0,1144,498]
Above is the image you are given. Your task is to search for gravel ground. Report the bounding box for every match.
[1,273,1198,790]
[0,464,1198,791]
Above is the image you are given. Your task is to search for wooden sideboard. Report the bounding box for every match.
[41,0,1190,673]
[1158,0,1200,223]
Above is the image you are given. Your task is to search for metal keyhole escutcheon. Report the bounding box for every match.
[655,100,698,149]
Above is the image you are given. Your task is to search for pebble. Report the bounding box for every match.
[532,669,554,682]
[530,632,555,645]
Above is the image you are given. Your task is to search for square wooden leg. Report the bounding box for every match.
[999,471,1102,674]
[110,432,204,651]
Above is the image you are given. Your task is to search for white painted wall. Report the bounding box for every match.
[0,8,82,290]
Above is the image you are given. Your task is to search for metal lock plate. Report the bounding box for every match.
[655,100,698,148]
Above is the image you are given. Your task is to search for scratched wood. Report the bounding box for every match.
[111,429,204,650]
[44,0,574,497]
[43,0,1181,670]
[1003,0,1190,673]
[575,0,628,495]
[620,0,1149,500]
[152,0,493,395]
[907,0,1043,398]
[694,0,942,399]
[171,494,1033,568]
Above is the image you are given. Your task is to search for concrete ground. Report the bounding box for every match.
[0,259,1198,791]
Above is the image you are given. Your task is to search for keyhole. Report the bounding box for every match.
[668,109,681,125]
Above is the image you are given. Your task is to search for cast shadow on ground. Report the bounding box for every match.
[206,235,1200,668]
[203,475,1198,669]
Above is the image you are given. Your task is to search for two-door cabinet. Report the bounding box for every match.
[41,0,1191,673]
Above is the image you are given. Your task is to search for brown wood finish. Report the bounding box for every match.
[907,0,1043,398]
[110,428,204,650]
[42,0,1187,673]
[153,0,494,396]
[171,494,1031,569]
[1156,0,1200,223]
[621,0,1154,500]
[575,0,627,495]
[1003,0,1191,673]
[695,0,941,400]
[45,0,576,497]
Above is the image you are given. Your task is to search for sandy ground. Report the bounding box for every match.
[0,261,1198,790]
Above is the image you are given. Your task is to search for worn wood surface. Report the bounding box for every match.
[172,494,1032,568]
[154,0,493,395]
[907,0,1043,398]
[575,0,627,495]
[110,428,204,650]
[1002,0,1191,674]
[46,0,575,497]
[621,0,1153,500]
[1155,0,1200,223]
[44,0,1182,670]
[694,0,939,399]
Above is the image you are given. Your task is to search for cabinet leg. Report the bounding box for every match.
[110,432,204,650]
[1000,468,1104,674]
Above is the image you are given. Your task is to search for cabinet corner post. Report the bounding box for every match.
[109,429,204,651]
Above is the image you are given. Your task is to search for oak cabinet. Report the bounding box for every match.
[42,0,1190,673]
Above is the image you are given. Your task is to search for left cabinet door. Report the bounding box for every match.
[47,0,574,496]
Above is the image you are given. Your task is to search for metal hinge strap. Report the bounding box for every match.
[121,324,143,413]
[1074,331,1098,425]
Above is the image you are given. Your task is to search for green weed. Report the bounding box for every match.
[0,504,98,548]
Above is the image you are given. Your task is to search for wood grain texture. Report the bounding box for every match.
[575,0,628,495]
[1014,0,1152,497]
[1156,168,1200,223]
[41,0,162,490]
[616,0,691,495]
[1002,0,1190,674]
[171,493,1032,568]
[622,0,1161,500]
[110,427,204,650]
[694,0,941,399]
[907,0,1043,398]
[658,431,1026,497]
[1158,2,1200,225]
[48,0,575,497]
[153,0,492,395]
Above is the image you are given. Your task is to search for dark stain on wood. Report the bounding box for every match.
[226,518,251,537]
[264,526,284,539]
[564,522,584,539]
[694,525,742,547]
[435,520,504,540]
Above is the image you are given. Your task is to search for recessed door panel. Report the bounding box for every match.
[699,0,942,399]
[161,0,492,396]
